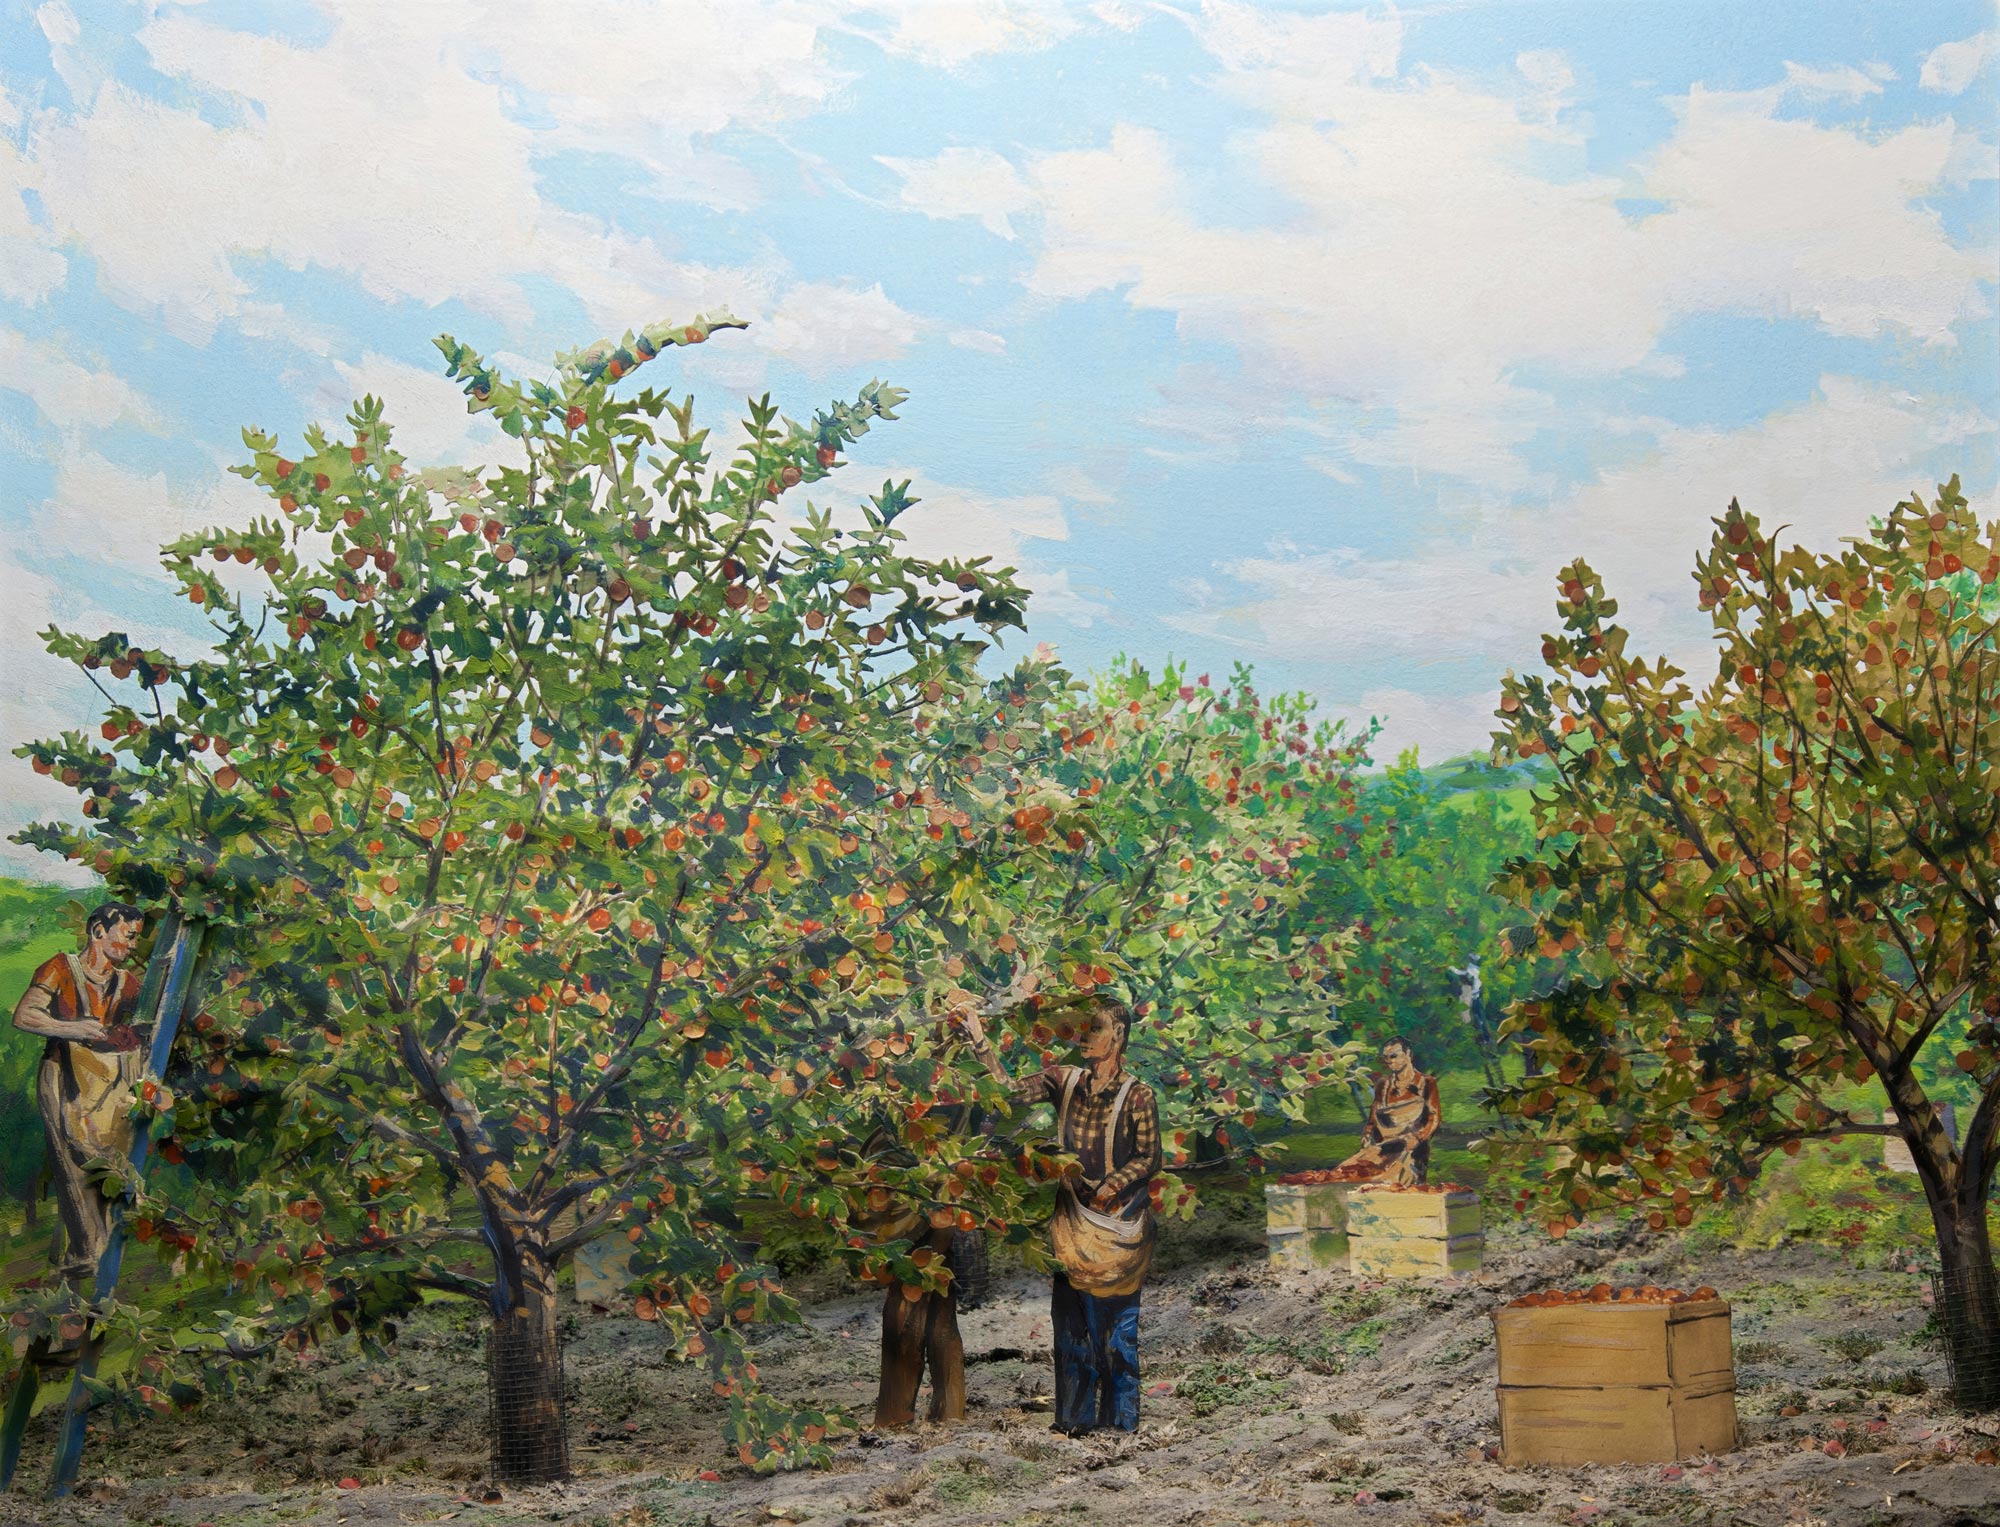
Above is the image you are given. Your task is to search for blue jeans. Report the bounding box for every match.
[1051,1272,1141,1432]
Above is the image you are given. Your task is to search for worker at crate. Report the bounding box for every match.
[959,993,1161,1435]
[1335,1036,1442,1187]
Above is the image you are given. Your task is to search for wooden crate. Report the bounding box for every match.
[1267,1226,1351,1271]
[1350,1232,1483,1279]
[1264,1182,1352,1271]
[1493,1299,1738,1465]
[1883,1104,1955,1174]
[1263,1182,1352,1232]
[1497,1376,1737,1465]
[1344,1186,1481,1239]
[1344,1186,1483,1280]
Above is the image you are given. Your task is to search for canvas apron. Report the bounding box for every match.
[1340,1084,1430,1187]
[48,954,143,1165]
[1047,1071,1154,1297]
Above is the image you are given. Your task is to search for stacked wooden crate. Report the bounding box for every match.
[1262,1182,1351,1270]
[1345,1185,1483,1279]
[1493,1298,1738,1464]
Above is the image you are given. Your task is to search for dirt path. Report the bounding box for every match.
[3,1203,1996,1527]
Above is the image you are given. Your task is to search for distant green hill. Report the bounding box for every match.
[1359,748,1545,832]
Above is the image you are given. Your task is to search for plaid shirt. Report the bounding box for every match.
[1018,1065,1162,1210]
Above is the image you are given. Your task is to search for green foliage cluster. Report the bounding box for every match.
[2,319,1378,1469]
[1487,480,2000,1401]
[1295,748,1539,1077]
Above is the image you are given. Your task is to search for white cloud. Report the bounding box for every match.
[459,0,848,211]
[0,330,165,437]
[1643,85,1991,344]
[1341,686,1509,769]
[1515,49,1576,125]
[878,147,1034,238]
[1779,60,1886,100]
[311,351,527,473]
[753,281,923,374]
[11,6,922,351]
[26,453,251,577]
[947,327,1007,354]
[0,104,65,303]
[1165,376,1996,696]
[36,1,104,105]
[871,469,1068,561]
[1009,565,1108,625]
[1017,53,1994,487]
[859,0,1079,67]
[1921,30,1996,94]
[821,465,1106,623]
[1183,0,1402,112]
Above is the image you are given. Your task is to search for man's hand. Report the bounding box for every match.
[1090,1183,1119,1211]
[101,1024,143,1054]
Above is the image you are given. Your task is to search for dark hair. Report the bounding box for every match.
[1382,1035,1413,1058]
[86,902,143,941]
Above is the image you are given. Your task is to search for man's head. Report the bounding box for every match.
[1381,1036,1415,1073]
[1080,996,1133,1067]
[85,902,143,965]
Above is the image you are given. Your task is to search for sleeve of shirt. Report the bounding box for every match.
[1412,1076,1443,1143]
[1011,1064,1063,1106]
[11,960,102,1043]
[1360,1077,1385,1145]
[1100,1084,1162,1199]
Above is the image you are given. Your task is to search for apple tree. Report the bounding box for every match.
[1488,481,2000,1407]
[11,314,1057,1479]
[638,658,1371,1429]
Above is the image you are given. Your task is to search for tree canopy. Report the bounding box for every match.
[1487,480,2000,1404]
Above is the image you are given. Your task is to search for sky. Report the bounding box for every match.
[1,0,1996,882]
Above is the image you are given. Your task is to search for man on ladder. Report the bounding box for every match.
[10,903,147,1312]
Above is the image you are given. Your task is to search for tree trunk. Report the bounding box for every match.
[1884,1073,1999,1411]
[488,1259,569,1483]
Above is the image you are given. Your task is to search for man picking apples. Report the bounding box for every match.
[961,995,1161,1434]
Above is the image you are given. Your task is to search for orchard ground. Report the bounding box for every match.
[2,1126,1996,1527]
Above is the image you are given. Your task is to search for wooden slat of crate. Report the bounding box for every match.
[1344,1188,1481,1239]
[1498,1374,1738,1465]
[1493,1301,1732,1390]
[1267,1226,1350,1271]
[1349,1231,1483,1280]
[1263,1183,1351,1232]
